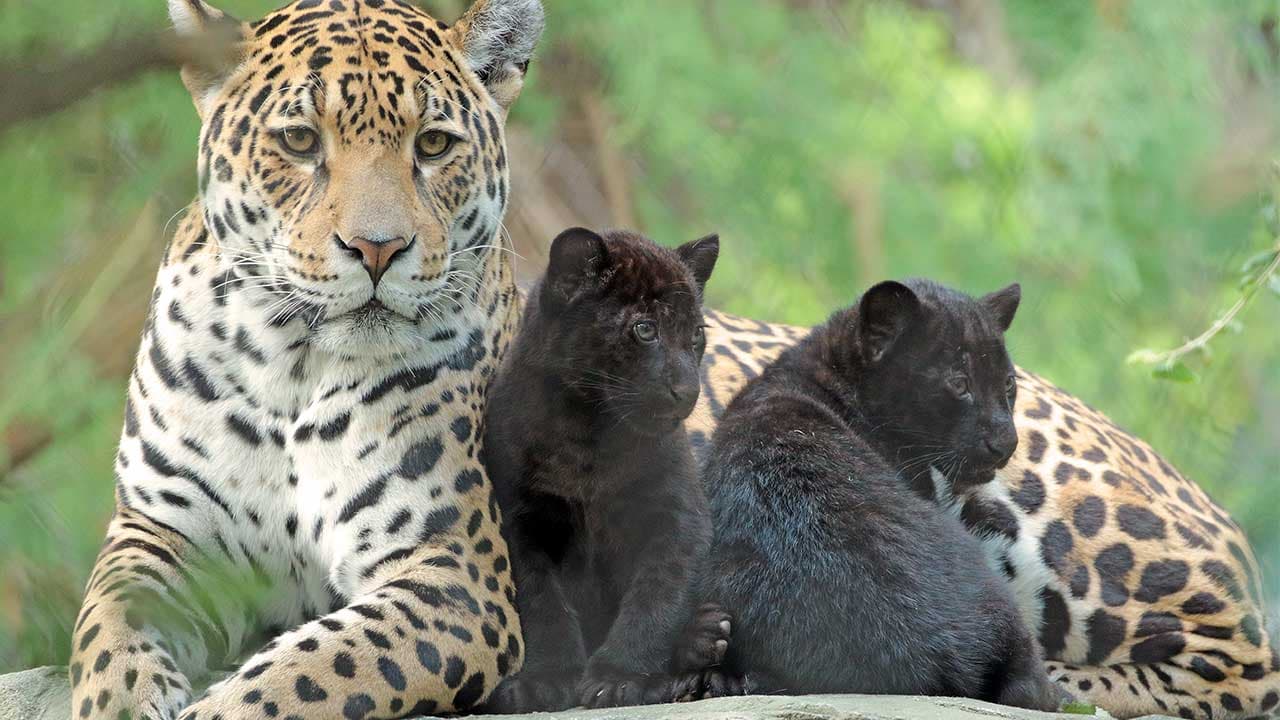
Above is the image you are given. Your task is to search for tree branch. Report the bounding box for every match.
[1128,162,1280,380]
[0,29,237,133]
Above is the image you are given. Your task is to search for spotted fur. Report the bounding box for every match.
[66,1,1278,718]
[68,1,542,718]
[693,309,1280,720]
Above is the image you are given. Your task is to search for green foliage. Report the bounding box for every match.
[542,0,1280,637]
[1,0,1278,670]
[1060,702,1100,716]
[1128,167,1280,382]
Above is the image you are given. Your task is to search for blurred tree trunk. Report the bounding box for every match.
[838,166,886,288]
[908,0,1027,88]
[0,30,237,133]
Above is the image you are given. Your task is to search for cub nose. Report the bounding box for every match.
[670,382,699,415]
[983,428,1019,467]
[338,234,411,286]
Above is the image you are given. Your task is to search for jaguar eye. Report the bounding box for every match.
[415,130,454,159]
[633,320,658,343]
[692,325,706,343]
[279,126,319,155]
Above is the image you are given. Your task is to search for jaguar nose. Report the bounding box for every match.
[337,234,412,286]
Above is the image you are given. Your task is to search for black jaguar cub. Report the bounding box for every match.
[700,278,1062,710]
[482,227,725,712]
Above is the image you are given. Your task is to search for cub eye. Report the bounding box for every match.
[633,320,658,343]
[947,375,971,398]
[692,325,706,343]
[279,127,319,156]
[416,130,454,159]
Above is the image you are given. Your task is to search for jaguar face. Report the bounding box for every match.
[175,0,543,355]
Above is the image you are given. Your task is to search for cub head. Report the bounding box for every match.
[536,227,719,434]
[169,0,544,355]
[845,278,1021,493]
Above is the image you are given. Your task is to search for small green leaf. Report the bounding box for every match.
[1240,250,1279,276]
[1125,349,1163,366]
[1152,360,1197,383]
[1266,204,1280,237]
[1060,701,1098,715]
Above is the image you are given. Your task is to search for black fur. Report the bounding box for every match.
[481,228,723,712]
[856,279,1022,496]
[699,278,1061,710]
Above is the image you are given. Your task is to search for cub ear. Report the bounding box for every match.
[452,0,545,112]
[168,0,244,118]
[856,280,921,364]
[544,227,609,304]
[981,282,1021,333]
[676,234,720,295]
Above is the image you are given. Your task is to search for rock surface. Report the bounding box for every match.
[1,666,1168,720]
[1,667,75,720]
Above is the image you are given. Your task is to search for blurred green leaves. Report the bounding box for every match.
[2,0,1279,668]
[543,0,1280,638]
[1127,164,1280,382]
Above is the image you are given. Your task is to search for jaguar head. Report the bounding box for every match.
[170,0,543,355]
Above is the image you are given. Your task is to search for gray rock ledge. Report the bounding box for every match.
[2,666,1168,720]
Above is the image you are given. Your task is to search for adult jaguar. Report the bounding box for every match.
[67,0,1276,719]
[692,311,1279,720]
[69,0,541,717]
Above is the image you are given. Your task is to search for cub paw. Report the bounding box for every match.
[668,672,708,703]
[1050,678,1083,712]
[675,603,732,671]
[482,671,577,714]
[577,668,676,709]
[698,667,751,699]
[999,668,1076,712]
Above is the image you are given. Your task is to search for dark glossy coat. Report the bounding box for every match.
[700,279,1061,710]
[482,227,721,711]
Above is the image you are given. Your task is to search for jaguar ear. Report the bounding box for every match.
[981,283,1021,333]
[856,280,921,364]
[543,227,609,305]
[168,0,244,118]
[452,0,545,112]
[676,234,720,296]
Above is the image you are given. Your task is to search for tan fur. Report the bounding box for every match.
[69,1,539,717]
